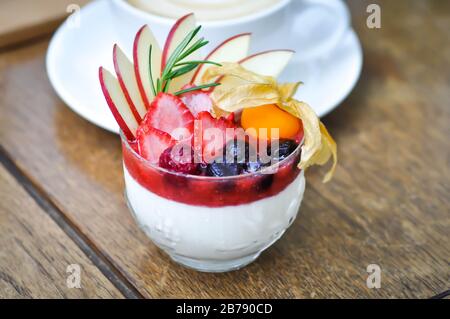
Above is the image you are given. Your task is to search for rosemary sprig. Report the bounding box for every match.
[173,83,221,96]
[148,25,220,95]
[166,63,199,80]
[163,78,171,93]
[177,37,209,62]
[160,29,201,85]
[174,60,222,67]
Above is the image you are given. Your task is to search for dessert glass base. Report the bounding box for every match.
[124,166,305,273]
[169,252,262,273]
[121,130,305,273]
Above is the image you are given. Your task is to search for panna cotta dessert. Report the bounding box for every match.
[99,13,337,272]
[122,134,305,271]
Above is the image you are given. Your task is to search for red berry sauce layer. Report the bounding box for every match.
[122,138,302,208]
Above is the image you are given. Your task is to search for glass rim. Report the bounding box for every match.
[120,129,303,180]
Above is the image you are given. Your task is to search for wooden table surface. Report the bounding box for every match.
[0,0,449,299]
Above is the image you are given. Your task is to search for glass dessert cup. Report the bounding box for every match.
[121,131,306,272]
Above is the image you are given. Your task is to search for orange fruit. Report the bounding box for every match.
[241,104,302,140]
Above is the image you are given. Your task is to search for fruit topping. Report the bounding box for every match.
[191,33,252,85]
[179,84,213,116]
[159,145,199,175]
[203,62,337,182]
[159,19,220,95]
[133,25,161,109]
[223,139,250,163]
[205,140,272,176]
[205,138,299,176]
[99,67,139,141]
[161,13,201,93]
[143,92,194,140]
[195,111,236,162]
[226,112,235,123]
[270,139,299,161]
[245,161,264,173]
[100,14,337,182]
[238,50,294,77]
[204,140,252,177]
[113,44,146,121]
[206,162,244,177]
[136,125,175,164]
[241,104,303,140]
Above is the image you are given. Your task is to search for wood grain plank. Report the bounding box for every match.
[0,148,143,298]
[0,0,448,298]
[0,163,122,298]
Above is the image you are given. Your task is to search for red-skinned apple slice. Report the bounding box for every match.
[113,44,146,121]
[161,13,201,93]
[161,13,196,69]
[133,25,161,109]
[191,33,252,85]
[239,49,294,77]
[99,67,139,141]
[213,50,295,92]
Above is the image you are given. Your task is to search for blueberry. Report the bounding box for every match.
[197,163,209,176]
[245,161,263,173]
[223,140,254,163]
[206,162,244,177]
[269,139,299,161]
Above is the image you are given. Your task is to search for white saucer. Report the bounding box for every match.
[46,0,363,134]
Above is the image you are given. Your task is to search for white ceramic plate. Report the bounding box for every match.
[46,0,363,134]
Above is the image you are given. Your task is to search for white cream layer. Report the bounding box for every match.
[124,166,305,261]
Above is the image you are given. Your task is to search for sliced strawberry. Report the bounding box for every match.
[137,125,176,164]
[195,111,236,163]
[144,92,194,141]
[179,84,213,117]
[196,111,236,133]
[226,112,235,123]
